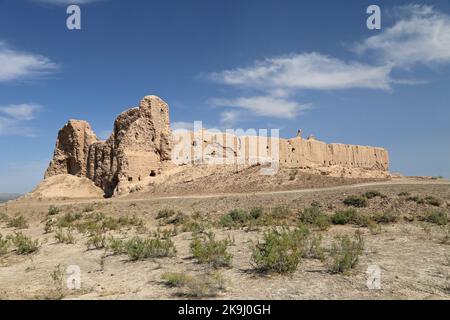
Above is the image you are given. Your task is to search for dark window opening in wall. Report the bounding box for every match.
[292,148,295,152]
[128,177,133,182]
[150,170,156,177]
[138,176,141,181]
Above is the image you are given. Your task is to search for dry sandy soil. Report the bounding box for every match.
[1,177,450,300]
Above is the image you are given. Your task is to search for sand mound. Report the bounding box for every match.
[26,174,104,200]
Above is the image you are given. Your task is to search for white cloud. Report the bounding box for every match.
[0,42,58,82]
[210,96,311,119]
[0,103,41,120]
[355,5,450,67]
[210,52,392,91]
[220,110,240,126]
[0,103,42,136]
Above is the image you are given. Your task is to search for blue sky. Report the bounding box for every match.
[1,0,450,193]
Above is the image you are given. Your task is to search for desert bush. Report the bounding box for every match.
[218,208,266,229]
[57,212,82,228]
[7,215,29,229]
[124,236,176,261]
[298,205,330,230]
[50,264,65,300]
[328,231,364,274]
[48,205,61,216]
[423,209,448,226]
[271,206,291,219]
[55,227,75,244]
[406,195,425,205]
[190,232,233,269]
[163,271,226,298]
[303,233,325,261]
[161,272,189,287]
[106,236,125,255]
[372,211,400,224]
[152,227,179,239]
[251,226,308,274]
[0,234,10,256]
[424,196,443,207]
[82,204,95,213]
[398,192,410,197]
[343,195,368,208]
[156,209,177,220]
[331,209,357,225]
[363,191,384,199]
[9,232,39,255]
[85,229,106,250]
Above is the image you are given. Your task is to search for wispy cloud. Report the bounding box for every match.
[355,5,450,67]
[0,41,58,82]
[0,103,41,120]
[0,103,42,137]
[210,96,310,119]
[210,52,392,91]
[206,5,450,123]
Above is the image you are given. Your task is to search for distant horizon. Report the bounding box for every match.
[1,0,450,193]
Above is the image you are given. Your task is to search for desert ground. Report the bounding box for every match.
[1,176,450,300]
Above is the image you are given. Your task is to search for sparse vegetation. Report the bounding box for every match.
[328,231,364,274]
[48,205,61,216]
[123,236,176,261]
[343,195,368,208]
[85,229,106,250]
[9,232,39,255]
[372,210,400,224]
[298,205,330,230]
[7,215,29,229]
[251,226,309,274]
[363,190,385,199]
[423,209,448,226]
[0,234,10,256]
[55,227,75,244]
[289,169,298,181]
[162,271,226,298]
[190,232,233,268]
[50,264,65,299]
[424,196,442,207]
[218,207,268,229]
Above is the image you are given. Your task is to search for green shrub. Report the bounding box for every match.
[329,231,364,274]
[55,227,75,244]
[423,209,448,225]
[156,209,176,220]
[372,211,399,224]
[406,196,424,205]
[85,230,106,250]
[163,272,226,298]
[332,209,357,225]
[271,206,291,219]
[0,234,10,256]
[363,191,384,199]
[57,212,82,228]
[9,232,39,255]
[161,272,189,287]
[218,208,264,229]
[7,215,29,229]
[106,236,125,255]
[299,206,330,230]
[424,196,442,207]
[124,236,176,261]
[343,195,368,208]
[48,205,61,216]
[304,234,325,261]
[251,226,308,274]
[190,232,233,269]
